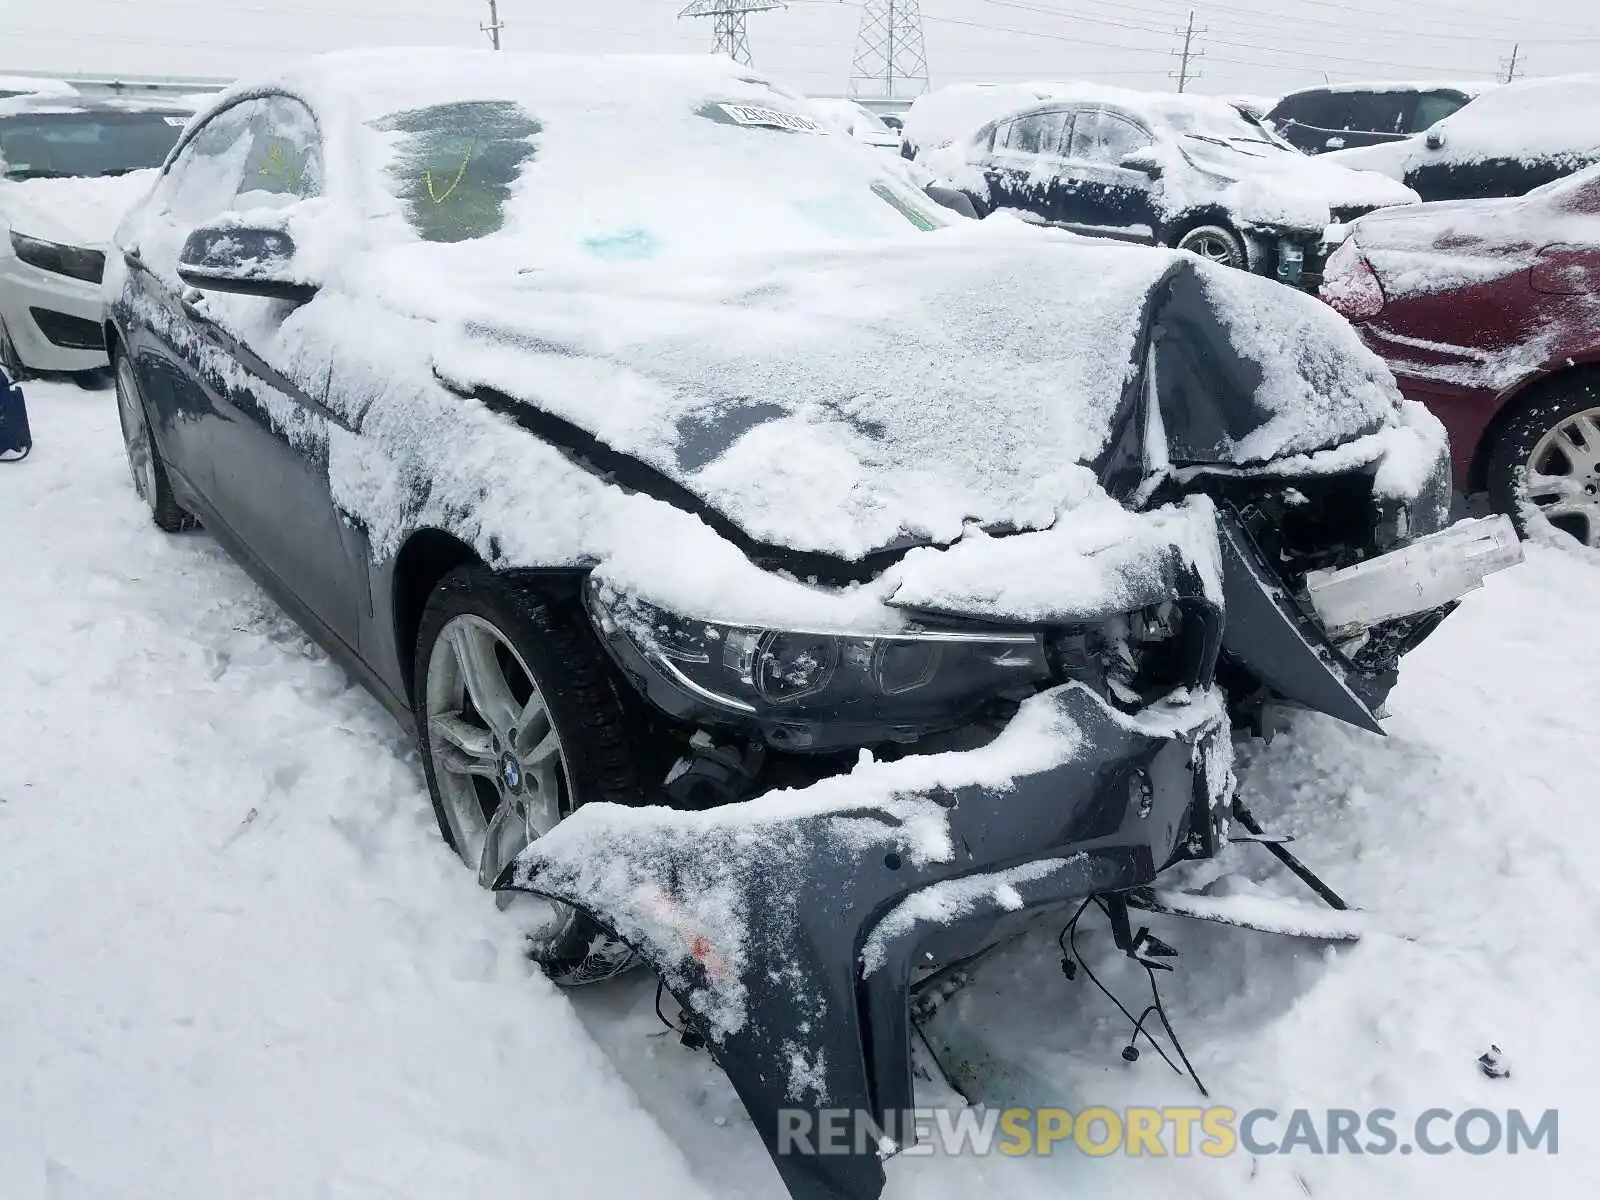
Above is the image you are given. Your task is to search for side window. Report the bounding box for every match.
[158,100,259,226]
[1341,91,1414,134]
[1412,92,1468,132]
[234,96,323,209]
[1001,111,1070,156]
[1277,91,1337,130]
[1070,110,1154,164]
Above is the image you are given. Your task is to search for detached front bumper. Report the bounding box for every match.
[499,683,1234,1200]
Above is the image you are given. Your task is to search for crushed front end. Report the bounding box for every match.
[1122,261,1524,735]
[496,504,1237,1200]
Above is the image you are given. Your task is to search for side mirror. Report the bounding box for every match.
[1118,148,1164,179]
[176,217,318,304]
[1425,130,1445,150]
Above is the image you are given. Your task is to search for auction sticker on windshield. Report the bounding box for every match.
[717,103,823,133]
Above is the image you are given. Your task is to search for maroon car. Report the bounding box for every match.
[1321,165,1600,547]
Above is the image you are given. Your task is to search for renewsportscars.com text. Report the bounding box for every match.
[777,1106,1559,1158]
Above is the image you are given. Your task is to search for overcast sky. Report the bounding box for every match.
[5,0,1600,99]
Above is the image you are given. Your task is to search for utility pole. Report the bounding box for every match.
[1170,11,1205,93]
[1500,42,1522,83]
[481,0,503,50]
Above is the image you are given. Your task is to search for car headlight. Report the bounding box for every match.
[8,231,106,284]
[584,580,1051,750]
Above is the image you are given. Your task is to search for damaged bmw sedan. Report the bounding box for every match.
[105,49,1523,1200]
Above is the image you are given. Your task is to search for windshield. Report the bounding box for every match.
[0,110,185,179]
[368,94,948,262]
[1156,103,1289,156]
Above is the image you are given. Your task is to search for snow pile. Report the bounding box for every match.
[805,96,900,149]
[0,168,159,245]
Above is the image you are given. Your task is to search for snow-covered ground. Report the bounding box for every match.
[3,381,1599,1200]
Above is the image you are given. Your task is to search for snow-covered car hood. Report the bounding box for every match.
[1182,141,1419,220]
[0,169,158,247]
[405,226,1409,562]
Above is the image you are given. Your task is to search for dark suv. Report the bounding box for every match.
[1266,84,1481,155]
[921,92,1416,288]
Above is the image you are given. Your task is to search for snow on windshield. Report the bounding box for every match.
[235,50,947,267]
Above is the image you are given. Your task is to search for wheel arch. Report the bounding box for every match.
[1468,358,1600,493]
[388,528,590,705]
[1160,207,1240,248]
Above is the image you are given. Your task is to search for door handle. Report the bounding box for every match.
[180,287,210,322]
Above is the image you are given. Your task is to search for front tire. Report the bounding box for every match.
[113,349,194,533]
[1173,223,1247,269]
[413,564,646,986]
[1486,376,1600,548]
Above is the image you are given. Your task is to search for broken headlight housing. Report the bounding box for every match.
[583,581,1052,751]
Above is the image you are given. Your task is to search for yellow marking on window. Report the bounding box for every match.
[423,139,478,206]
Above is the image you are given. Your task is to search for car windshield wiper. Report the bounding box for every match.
[4,169,75,180]
[1183,133,1233,148]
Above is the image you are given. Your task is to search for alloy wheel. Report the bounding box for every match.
[424,613,576,941]
[1523,405,1600,547]
[1177,228,1242,266]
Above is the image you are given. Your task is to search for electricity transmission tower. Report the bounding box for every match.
[1500,43,1523,82]
[1169,10,1205,92]
[678,0,785,66]
[849,0,930,99]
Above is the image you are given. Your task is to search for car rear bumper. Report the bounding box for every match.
[0,256,107,373]
[499,682,1235,1200]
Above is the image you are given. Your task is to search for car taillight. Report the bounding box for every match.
[1320,237,1385,320]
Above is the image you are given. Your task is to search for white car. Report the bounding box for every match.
[0,94,187,379]
[808,96,902,152]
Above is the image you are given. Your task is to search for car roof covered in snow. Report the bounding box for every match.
[0,92,193,118]
[901,80,1266,151]
[1275,79,1495,100]
[211,47,803,126]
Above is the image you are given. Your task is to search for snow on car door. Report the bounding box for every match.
[1059,110,1160,244]
[116,99,260,502]
[190,96,368,652]
[981,110,1072,225]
